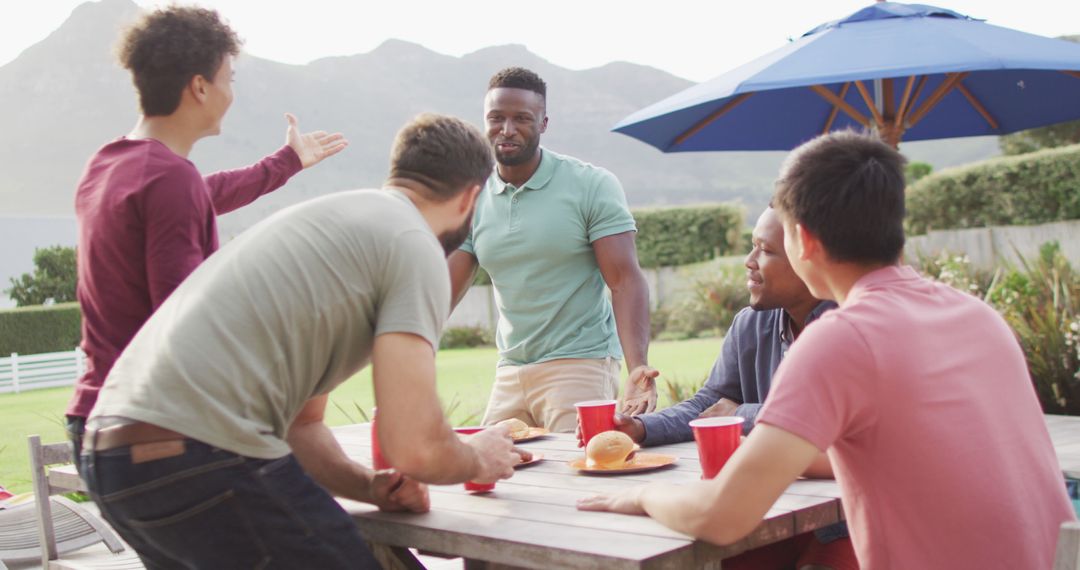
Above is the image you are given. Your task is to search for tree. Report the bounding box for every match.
[999,35,1080,156]
[5,245,77,307]
[904,161,933,185]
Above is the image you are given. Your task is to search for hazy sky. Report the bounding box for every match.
[2,0,1078,82]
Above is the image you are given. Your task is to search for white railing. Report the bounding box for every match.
[0,348,84,394]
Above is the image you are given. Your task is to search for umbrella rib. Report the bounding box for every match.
[854,81,885,128]
[821,83,852,134]
[810,85,870,128]
[903,76,931,127]
[955,82,999,131]
[894,76,917,130]
[672,93,753,147]
[907,72,969,128]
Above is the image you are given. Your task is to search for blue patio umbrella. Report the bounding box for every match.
[614,2,1080,150]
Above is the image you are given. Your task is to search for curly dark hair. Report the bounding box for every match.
[116,6,242,116]
[389,114,494,201]
[488,67,546,98]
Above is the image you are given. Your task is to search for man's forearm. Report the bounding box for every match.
[639,397,708,446]
[393,430,481,485]
[638,480,759,546]
[611,272,651,369]
[286,420,373,502]
[639,380,727,446]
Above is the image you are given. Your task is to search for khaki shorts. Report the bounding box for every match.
[481,357,621,433]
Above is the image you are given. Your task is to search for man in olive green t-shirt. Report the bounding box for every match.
[83,115,521,569]
[449,67,659,432]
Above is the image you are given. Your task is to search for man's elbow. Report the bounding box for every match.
[384,447,436,481]
[691,514,758,546]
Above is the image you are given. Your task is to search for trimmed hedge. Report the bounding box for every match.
[633,203,745,268]
[906,143,1080,235]
[0,302,82,355]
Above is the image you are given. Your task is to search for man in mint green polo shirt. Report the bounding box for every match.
[449,67,659,432]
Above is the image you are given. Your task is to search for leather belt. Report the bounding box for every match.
[84,420,188,452]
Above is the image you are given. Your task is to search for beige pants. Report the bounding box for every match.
[481,357,621,433]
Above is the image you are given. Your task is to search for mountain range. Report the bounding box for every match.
[0,0,1003,242]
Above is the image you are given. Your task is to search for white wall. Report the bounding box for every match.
[447,285,498,329]
[905,220,1080,269]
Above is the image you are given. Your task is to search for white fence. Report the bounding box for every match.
[0,348,84,394]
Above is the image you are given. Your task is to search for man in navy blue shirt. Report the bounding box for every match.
[618,207,833,444]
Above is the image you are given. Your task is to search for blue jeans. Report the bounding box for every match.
[82,438,379,570]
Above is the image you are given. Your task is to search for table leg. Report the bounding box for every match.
[367,541,427,570]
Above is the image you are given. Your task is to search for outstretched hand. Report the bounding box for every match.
[284,113,348,168]
[621,365,660,416]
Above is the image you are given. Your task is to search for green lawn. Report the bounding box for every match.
[0,337,720,495]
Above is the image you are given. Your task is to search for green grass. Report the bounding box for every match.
[0,337,720,494]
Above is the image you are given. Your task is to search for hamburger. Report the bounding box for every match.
[497,418,531,438]
[585,430,635,468]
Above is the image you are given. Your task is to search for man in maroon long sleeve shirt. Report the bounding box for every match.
[66,6,347,456]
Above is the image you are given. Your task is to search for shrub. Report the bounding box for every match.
[649,306,670,341]
[661,266,748,339]
[914,251,994,297]
[0,302,82,355]
[696,266,750,335]
[905,161,933,185]
[906,143,1080,235]
[633,203,745,268]
[663,295,719,340]
[660,375,707,409]
[992,243,1080,414]
[439,326,493,350]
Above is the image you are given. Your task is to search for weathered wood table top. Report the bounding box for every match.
[1045,414,1080,479]
[334,423,843,570]
[50,414,1080,567]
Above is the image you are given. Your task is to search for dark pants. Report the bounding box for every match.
[82,438,379,570]
[65,415,86,471]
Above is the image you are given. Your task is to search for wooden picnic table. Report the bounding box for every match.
[48,414,1080,567]
[334,423,843,570]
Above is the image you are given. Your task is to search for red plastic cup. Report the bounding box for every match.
[453,426,495,493]
[371,408,389,470]
[575,399,617,446]
[690,416,745,479]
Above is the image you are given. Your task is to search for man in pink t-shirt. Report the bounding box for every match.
[66,6,347,457]
[579,131,1074,569]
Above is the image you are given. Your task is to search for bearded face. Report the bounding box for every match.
[439,209,474,256]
